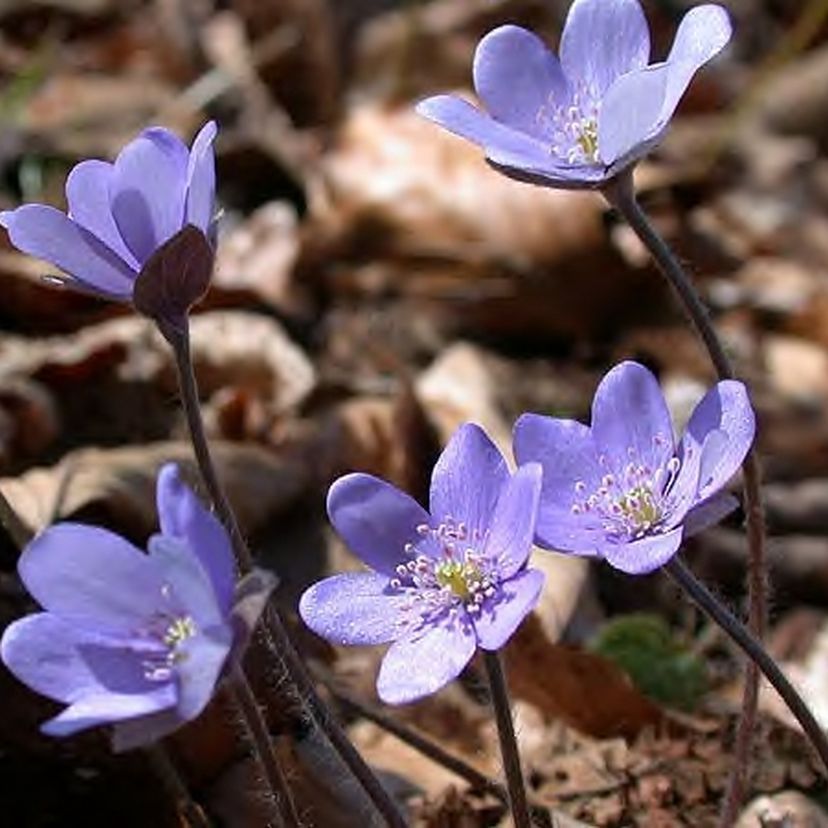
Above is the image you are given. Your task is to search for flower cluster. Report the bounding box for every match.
[1,465,272,750]
[0,122,216,300]
[300,424,545,704]
[417,0,731,189]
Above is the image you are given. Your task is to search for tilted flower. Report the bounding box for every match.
[300,423,545,704]
[0,122,216,300]
[0,464,273,751]
[417,0,731,189]
[514,361,755,574]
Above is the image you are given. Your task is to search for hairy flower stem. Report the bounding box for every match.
[146,745,212,828]
[167,323,407,828]
[665,557,828,773]
[605,172,767,820]
[230,666,300,827]
[483,651,532,828]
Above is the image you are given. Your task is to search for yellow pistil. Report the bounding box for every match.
[618,486,661,529]
[576,118,599,162]
[434,560,481,601]
[164,616,197,650]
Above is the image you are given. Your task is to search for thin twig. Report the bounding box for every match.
[167,323,407,828]
[483,651,532,828]
[230,665,301,827]
[665,557,828,774]
[146,744,212,828]
[604,172,768,824]
[0,485,32,550]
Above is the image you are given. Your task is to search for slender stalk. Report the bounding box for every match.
[665,557,828,773]
[166,323,407,828]
[0,486,32,550]
[483,651,532,828]
[316,663,554,827]
[146,745,212,828]
[230,666,300,827]
[605,172,768,821]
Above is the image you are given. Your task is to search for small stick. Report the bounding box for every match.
[146,744,212,828]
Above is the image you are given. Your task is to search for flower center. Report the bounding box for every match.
[388,517,498,632]
[164,616,198,654]
[574,118,599,162]
[571,441,681,541]
[141,602,200,681]
[538,83,602,165]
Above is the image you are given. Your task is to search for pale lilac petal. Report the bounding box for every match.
[147,535,225,629]
[377,616,476,704]
[590,361,674,478]
[473,26,569,136]
[41,686,176,737]
[473,569,544,650]
[683,492,738,537]
[175,626,233,721]
[185,121,217,234]
[484,463,542,577]
[110,128,189,264]
[156,463,234,616]
[19,524,166,632]
[654,5,732,131]
[0,205,135,297]
[601,526,683,574]
[1,614,119,704]
[681,380,755,502]
[429,423,509,537]
[111,708,183,752]
[513,413,605,550]
[66,160,139,269]
[560,0,650,95]
[327,474,432,575]
[299,573,408,646]
[598,64,669,164]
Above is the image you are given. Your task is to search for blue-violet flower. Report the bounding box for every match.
[300,423,545,704]
[0,463,273,751]
[514,361,755,573]
[417,0,731,189]
[0,122,216,299]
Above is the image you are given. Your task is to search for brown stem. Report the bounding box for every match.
[604,172,768,822]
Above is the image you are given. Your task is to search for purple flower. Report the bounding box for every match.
[514,361,755,574]
[0,464,272,751]
[416,0,731,189]
[0,122,217,299]
[299,423,544,704]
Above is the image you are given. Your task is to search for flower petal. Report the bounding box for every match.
[429,423,509,538]
[473,26,568,136]
[655,4,732,130]
[473,569,544,650]
[598,63,669,164]
[41,686,176,738]
[681,380,755,501]
[111,708,184,752]
[513,413,605,551]
[299,572,407,646]
[601,526,683,574]
[110,127,189,264]
[175,625,233,721]
[377,615,476,704]
[156,463,235,616]
[18,524,167,632]
[66,160,139,269]
[147,535,226,629]
[484,463,542,577]
[327,473,432,575]
[560,0,650,96]
[683,492,738,537]
[0,205,135,297]
[185,121,217,235]
[590,361,674,479]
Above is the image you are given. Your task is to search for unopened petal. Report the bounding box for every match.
[473,569,544,650]
[185,121,217,234]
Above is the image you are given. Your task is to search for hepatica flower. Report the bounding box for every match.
[514,361,755,573]
[300,423,544,704]
[0,122,216,300]
[417,0,731,188]
[0,464,272,751]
